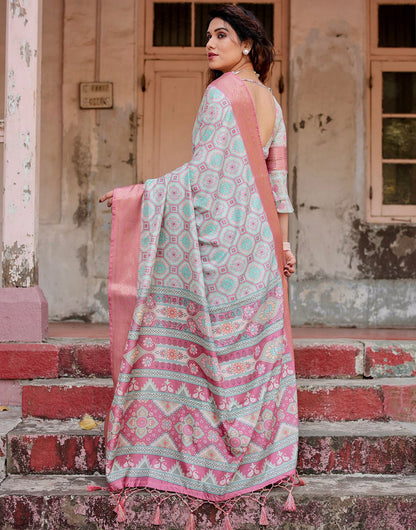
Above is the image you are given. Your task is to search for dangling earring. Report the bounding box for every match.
[243,49,250,55]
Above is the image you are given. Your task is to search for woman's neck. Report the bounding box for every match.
[232,65,259,80]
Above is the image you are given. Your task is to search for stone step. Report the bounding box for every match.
[21,378,113,420]
[21,376,416,421]
[0,474,416,529]
[0,411,21,481]
[1,339,415,380]
[0,341,111,380]
[7,419,105,476]
[6,419,416,476]
[298,420,416,474]
[297,377,416,421]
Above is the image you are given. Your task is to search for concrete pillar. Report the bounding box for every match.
[1,0,47,341]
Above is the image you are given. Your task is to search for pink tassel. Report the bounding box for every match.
[283,490,296,512]
[260,505,269,526]
[185,512,195,530]
[223,514,233,530]
[115,498,127,522]
[152,505,162,526]
[86,485,104,492]
[296,476,306,486]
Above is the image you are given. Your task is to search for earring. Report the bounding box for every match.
[243,49,250,55]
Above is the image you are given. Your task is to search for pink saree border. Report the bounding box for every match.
[109,184,144,385]
[213,72,294,350]
[108,468,297,502]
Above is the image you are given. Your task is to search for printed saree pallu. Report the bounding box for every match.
[106,73,299,518]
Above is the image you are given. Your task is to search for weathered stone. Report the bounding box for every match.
[383,384,416,422]
[57,342,111,378]
[299,421,416,475]
[20,377,416,422]
[0,411,21,481]
[0,344,59,379]
[294,340,364,378]
[22,379,113,419]
[297,377,416,421]
[7,419,105,475]
[7,419,416,477]
[364,341,416,378]
[1,475,416,529]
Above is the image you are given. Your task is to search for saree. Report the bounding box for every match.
[106,72,299,520]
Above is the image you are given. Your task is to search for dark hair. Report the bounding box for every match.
[207,4,275,84]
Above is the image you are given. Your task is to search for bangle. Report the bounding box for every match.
[283,242,291,251]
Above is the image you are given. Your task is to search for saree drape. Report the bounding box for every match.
[106,72,298,504]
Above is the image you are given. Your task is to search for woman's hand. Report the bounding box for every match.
[283,250,296,278]
[99,190,114,208]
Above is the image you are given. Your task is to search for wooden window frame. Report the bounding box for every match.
[142,0,289,114]
[145,0,286,59]
[368,0,416,222]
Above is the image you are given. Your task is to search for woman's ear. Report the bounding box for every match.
[242,38,253,53]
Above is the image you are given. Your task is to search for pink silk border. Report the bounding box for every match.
[109,184,144,385]
[213,73,294,349]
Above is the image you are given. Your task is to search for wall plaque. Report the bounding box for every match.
[79,82,113,109]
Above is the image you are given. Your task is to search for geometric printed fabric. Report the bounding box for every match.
[106,74,298,501]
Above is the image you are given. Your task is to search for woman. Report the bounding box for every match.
[100,4,299,526]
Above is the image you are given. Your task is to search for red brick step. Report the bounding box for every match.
[297,377,416,421]
[6,419,105,475]
[298,420,416,475]
[0,344,59,379]
[6,419,416,476]
[21,376,416,421]
[364,341,416,378]
[22,378,113,420]
[2,340,415,380]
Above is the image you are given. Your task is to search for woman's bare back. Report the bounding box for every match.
[244,81,277,147]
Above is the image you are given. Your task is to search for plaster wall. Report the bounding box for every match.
[288,0,416,326]
[37,0,138,321]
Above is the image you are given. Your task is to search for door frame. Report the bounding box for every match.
[137,0,289,182]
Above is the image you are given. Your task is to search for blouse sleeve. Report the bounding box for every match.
[266,103,294,214]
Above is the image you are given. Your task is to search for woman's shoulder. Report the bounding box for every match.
[272,96,283,115]
[198,83,232,116]
[204,82,229,103]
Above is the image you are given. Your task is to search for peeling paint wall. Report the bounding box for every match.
[0,0,6,281]
[288,0,416,327]
[35,0,138,321]
[2,0,42,289]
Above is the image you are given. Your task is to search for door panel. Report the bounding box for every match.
[142,60,208,181]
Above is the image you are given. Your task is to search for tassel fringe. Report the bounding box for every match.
[223,514,233,530]
[283,490,296,512]
[185,512,195,530]
[260,505,269,526]
[107,475,301,524]
[115,498,127,522]
[152,505,162,525]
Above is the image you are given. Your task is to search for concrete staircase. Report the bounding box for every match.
[1,336,416,528]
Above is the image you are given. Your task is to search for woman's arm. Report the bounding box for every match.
[267,104,296,277]
[278,212,296,277]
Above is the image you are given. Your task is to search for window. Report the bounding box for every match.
[369,0,416,222]
[147,1,281,54]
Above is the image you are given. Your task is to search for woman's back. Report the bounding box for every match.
[243,81,276,147]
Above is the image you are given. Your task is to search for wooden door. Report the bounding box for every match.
[141,60,208,181]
